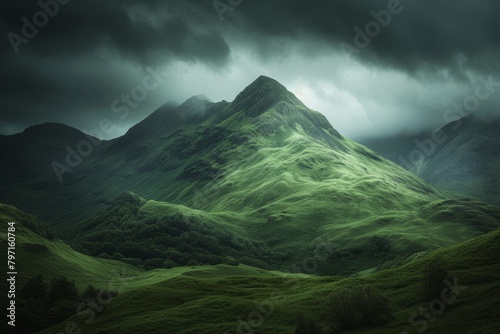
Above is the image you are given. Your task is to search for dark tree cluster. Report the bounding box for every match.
[295,287,392,333]
[15,275,117,334]
[71,197,285,270]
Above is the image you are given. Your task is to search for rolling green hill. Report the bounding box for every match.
[2,204,499,334]
[69,191,500,276]
[47,228,500,334]
[0,204,141,333]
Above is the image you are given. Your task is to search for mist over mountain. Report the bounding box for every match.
[361,115,500,206]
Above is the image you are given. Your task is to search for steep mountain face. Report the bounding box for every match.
[360,116,500,206]
[1,76,500,275]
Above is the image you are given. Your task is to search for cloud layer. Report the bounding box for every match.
[1,0,500,139]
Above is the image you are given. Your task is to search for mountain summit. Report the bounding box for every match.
[232,75,289,106]
[1,76,500,275]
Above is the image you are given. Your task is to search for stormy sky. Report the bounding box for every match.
[1,0,500,140]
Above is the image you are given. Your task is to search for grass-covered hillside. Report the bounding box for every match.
[70,192,278,270]
[0,76,459,228]
[0,204,141,333]
[69,190,500,276]
[3,204,498,334]
[1,76,499,276]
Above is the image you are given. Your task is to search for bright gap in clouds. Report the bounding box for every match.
[288,80,373,139]
[156,50,380,140]
[125,47,490,142]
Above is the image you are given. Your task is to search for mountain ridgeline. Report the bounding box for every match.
[1,76,500,276]
[360,116,500,206]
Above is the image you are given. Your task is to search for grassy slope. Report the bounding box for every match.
[0,204,141,293]
[54,77,500,274]
[72,190,500,276]
[2,80,499,268]
[42,228,500,334]
[0,77,466,229]
[2,204,499,333]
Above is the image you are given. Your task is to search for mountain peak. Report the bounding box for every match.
[24,122,75,133]
[182,94,213,104]
[178,94,214,114]
[231,76,294,115]
[237,75,287,99]
[252,75,286,89]
[21,122,88,140]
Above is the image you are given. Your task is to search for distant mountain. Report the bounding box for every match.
[1,76,500,275]
[360,116,500,206]
[0,122,101,187]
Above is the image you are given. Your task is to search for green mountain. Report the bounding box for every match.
[360,116,500,206]
[2,204,499,334]
[1,76,500,277]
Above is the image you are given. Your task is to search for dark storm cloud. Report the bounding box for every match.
[0,0,230,135]
[2,0,229,64]
[1,0,500,138]
[214,0,500,76]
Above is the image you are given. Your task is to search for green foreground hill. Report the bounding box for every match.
[1,205,499,334]
[69,191,500,276]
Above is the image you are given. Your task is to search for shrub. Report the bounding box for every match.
[82,284,99,300]
[295,314,322,334]
[143,257,164,270]
[163,259,179,269]
[187,259,201,266]
[327,287,391,332]
[371,235,391,253]
[48,276,79,303]
[47,299,78,323]
[223,256,239,266]
[353,287,392,327]
[422,257,450,301]
[21,275,46,300]
[112,252,124,260]
[97,253,112,259]
[327,290,357,332]
[121,257,143,267]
